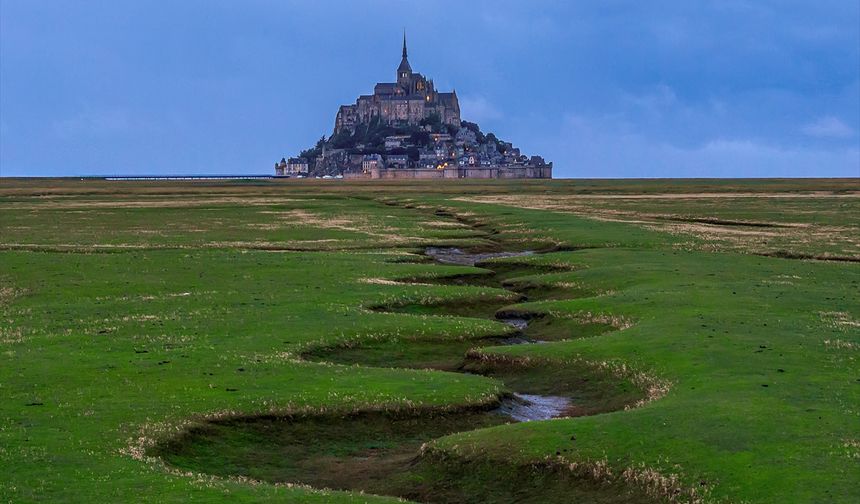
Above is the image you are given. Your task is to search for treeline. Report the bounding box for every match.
[297,117,507,161]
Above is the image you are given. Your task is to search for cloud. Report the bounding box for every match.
[459,95,503,122]
[801,116,855,139]
[542,113,860,178]
[622,84,679,113]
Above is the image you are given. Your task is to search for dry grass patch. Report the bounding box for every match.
[1,196,305,210]
[453,194,860,259]
[819,311,860,332]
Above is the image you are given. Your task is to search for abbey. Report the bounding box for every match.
[334,34,461,134]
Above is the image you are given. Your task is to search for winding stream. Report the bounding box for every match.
[153,245,649,503]
[423,247,572,422]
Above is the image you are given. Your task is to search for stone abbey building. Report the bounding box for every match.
[334,34,460,134]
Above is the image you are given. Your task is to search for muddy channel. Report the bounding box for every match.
[153,247,652,503]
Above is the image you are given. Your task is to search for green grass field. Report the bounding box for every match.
[1,178,858,503]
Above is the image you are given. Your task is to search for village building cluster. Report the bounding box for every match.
[276,35,551,179]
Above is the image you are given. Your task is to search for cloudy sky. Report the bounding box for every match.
[1,0,858,177]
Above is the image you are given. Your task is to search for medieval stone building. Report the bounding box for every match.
[334,34,460,134]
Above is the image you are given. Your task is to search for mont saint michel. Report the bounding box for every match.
[276,34,552,179]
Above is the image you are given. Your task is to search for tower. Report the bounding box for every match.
[397,31,412,88]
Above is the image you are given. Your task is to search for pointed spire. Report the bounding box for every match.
[397,29,412,77]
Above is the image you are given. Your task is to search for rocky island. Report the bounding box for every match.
[276,34,552,179]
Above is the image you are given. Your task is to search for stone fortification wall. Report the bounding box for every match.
[342,165,551,180]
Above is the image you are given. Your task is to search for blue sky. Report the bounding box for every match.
[1,0,858,178]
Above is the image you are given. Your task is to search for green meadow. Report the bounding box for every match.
[1,178,858,503]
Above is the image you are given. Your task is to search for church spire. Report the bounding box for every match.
[397,30,412,81]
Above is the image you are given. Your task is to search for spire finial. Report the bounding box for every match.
[402,30,408,59]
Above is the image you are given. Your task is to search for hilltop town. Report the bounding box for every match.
[276,35,552,179]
